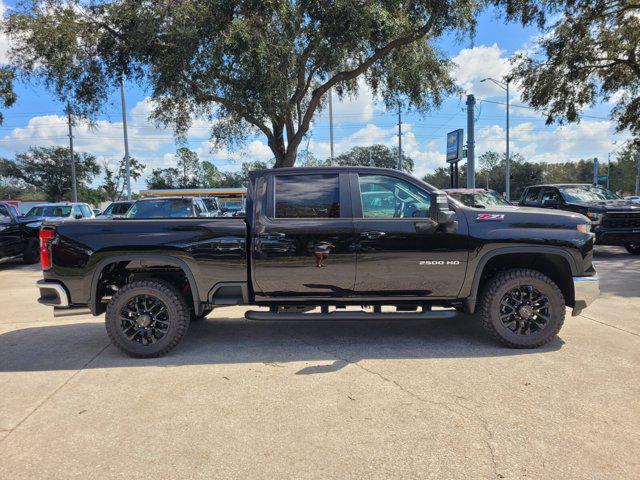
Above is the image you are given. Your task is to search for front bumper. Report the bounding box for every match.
[593,227,640,245]
[572,275,600,316]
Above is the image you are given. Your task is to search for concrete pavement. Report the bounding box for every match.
[0,248,639,479]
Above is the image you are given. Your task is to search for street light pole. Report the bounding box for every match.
[505,79,510,201]
[119,77,131,201]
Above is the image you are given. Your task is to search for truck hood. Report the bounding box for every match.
[464,204,588,229]
[566,199,640,213]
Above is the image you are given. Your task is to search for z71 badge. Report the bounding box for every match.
[476,213,505,221]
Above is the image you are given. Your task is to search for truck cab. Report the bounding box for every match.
[37,167,599,358]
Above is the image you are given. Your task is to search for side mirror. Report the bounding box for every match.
[74,213,83,219]
[429,191,456,225]
[542,198,559,207]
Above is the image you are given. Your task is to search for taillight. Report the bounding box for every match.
[39,228,55,270]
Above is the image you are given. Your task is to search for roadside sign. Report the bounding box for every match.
[446,129,463,163]
[598,175,608,181]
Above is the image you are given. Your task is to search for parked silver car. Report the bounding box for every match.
[24,202,95,222]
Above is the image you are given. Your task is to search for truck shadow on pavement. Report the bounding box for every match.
[0,314,564,374]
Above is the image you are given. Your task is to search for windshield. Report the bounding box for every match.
[558,186,621,203]
[26,205,72,217]
[450,191,510,208]
[126,199,195,218]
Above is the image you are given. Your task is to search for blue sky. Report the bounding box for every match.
[0,2,630,192]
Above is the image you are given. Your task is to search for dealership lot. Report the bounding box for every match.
[1,247,639,479]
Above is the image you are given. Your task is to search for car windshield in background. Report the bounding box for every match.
[450,191,510,208]
[26,206,72,217]
[126,199,194,218]
[559,186,620,203]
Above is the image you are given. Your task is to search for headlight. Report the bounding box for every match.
[577,224,591,233]
[586,211,603,224]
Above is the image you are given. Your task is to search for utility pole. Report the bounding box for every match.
[607,152,612,190]
[636,149,640,196]
[369,149,374,167]
[119,77,131,201]
[593,157,599,186]
[397,104,403,171]
[328,86,334,163]
[66,103,77,202]
[505,79,510,200]
[466,94,476,189]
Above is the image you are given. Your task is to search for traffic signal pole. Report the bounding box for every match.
[66,103,77,203]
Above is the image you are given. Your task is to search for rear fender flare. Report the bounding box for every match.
[90,254,201,316]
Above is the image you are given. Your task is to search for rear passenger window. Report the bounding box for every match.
[524,188,541,205]
[275,174,340,218]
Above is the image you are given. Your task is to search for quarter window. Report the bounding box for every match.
[358,175,431,218]
[274,174,340,218]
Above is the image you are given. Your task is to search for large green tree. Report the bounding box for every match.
[0,67,17,125]
[316,144,415,172]
[4,1,482,167]
[497,0,640,143]
[0,146,100,201]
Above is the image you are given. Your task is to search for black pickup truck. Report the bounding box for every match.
[37,167,599,357]
[519,184,640,254]
[0,202,41,265]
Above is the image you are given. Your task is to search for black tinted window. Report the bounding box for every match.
[275,174,340,218]
[111,203,132,215]
[524,188,541,205]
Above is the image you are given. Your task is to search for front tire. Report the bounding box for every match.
[105,279,190,358]
[625,243,640,255]
[478,268,565,348]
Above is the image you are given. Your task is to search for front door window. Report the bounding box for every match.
[358,175,430,219]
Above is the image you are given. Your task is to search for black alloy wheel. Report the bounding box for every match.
[119,295,170,345]
[499,285,550,336]
[479,268,565,348]
[105,279,190,358]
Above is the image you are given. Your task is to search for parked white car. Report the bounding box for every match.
[24,202,95,222]
[625,196,640,204]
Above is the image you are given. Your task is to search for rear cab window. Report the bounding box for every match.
[274,174,340,218]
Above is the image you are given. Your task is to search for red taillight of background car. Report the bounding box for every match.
[39,228,55,270]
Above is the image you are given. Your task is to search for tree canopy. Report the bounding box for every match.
[301,144,414,172]
[4,0,486,166]
[495,0,640,143]
[0,146,100,202]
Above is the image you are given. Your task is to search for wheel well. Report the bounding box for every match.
[476,253,574,309]
[93,259,198,315]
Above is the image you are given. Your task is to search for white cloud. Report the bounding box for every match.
[0,1,11,64]
[452,44,511,98]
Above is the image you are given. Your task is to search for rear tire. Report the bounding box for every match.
[478,268,565,348]
[625,243,640,255]
[22,238,39,264]
[105,279,190,358]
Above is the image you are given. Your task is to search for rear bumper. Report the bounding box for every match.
[37,280,69,307]
[572,275,600,316]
